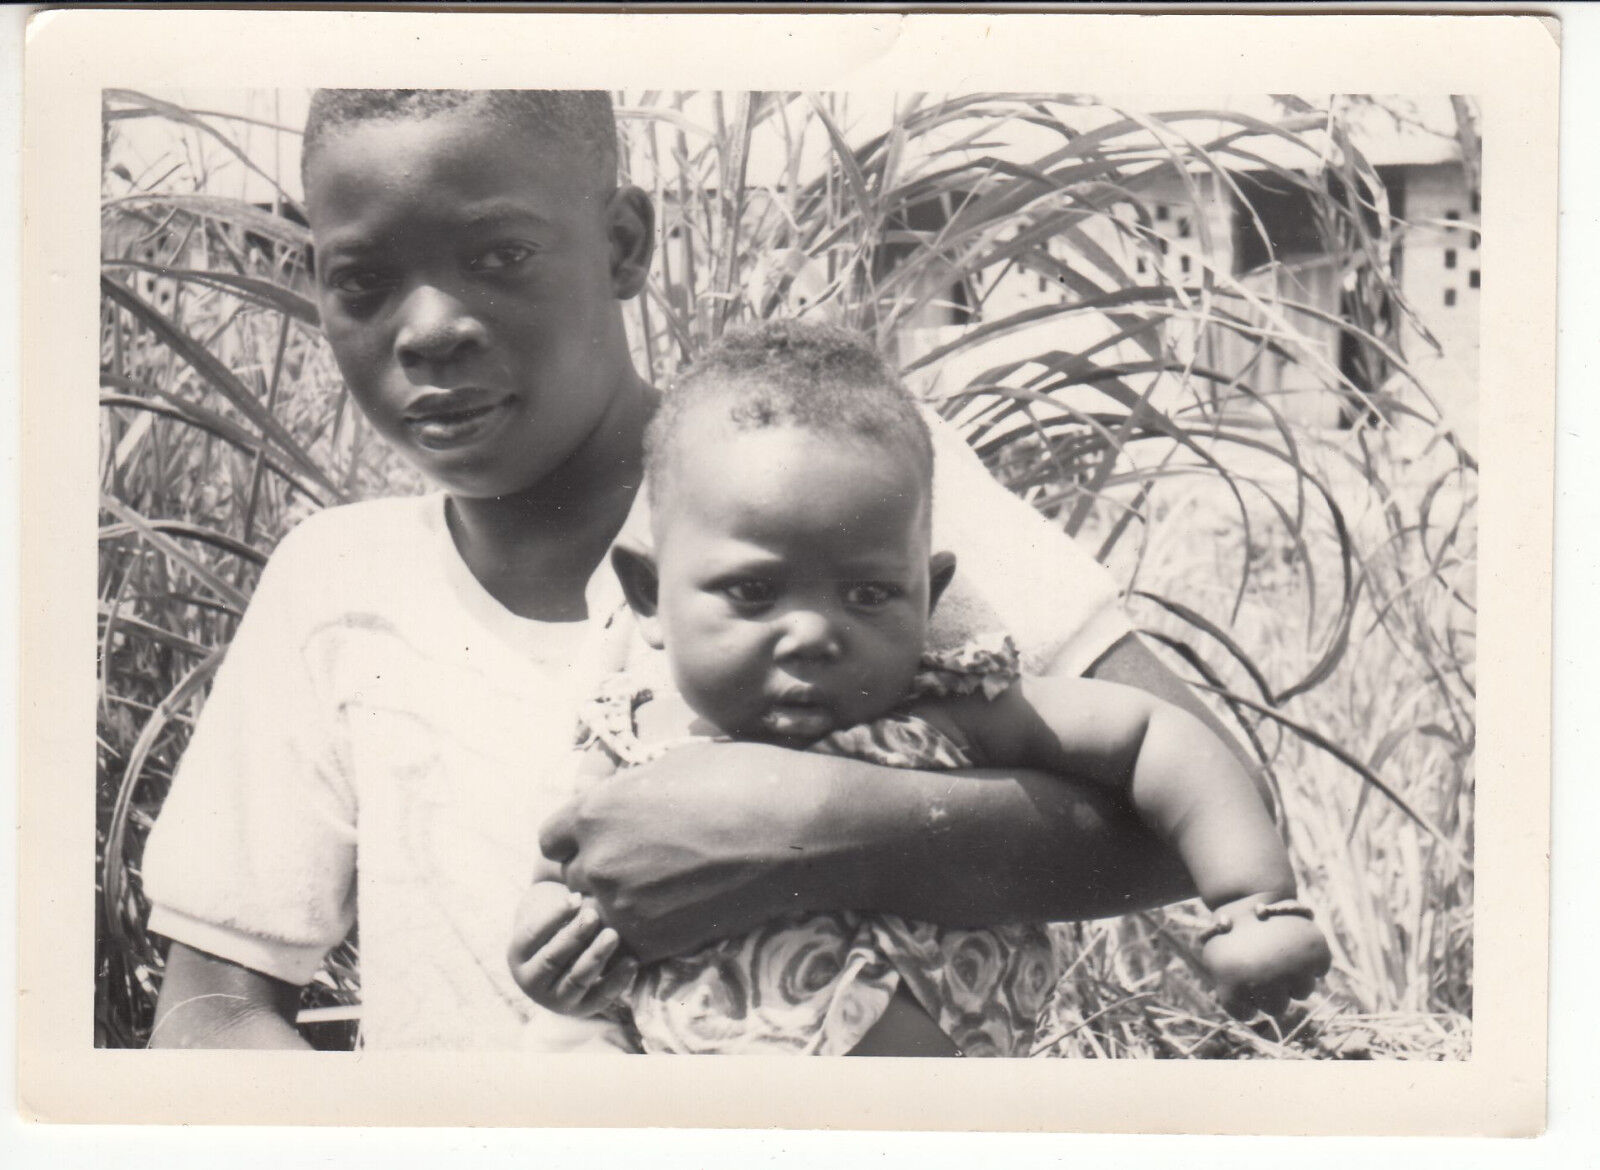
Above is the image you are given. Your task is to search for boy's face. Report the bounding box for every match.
[304,109,636,498]
[640,418,945,748]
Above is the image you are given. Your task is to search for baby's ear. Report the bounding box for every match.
[606,186,656,301]
[928,551,958,613]
[610,540,665,649]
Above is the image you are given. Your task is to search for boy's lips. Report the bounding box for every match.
[402,390,512,451]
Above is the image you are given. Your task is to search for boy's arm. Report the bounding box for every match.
[141,513,360,1049]
[149,943,309,1050]
[542,740,1192,963]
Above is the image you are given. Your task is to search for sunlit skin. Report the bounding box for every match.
[622,417,955,748]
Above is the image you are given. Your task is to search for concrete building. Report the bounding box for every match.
[886,104,1480,452]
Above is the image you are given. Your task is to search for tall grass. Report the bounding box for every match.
[97,90,1476,1056]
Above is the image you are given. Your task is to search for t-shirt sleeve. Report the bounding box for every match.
[142,516,358,986]
[924,411,1131,681]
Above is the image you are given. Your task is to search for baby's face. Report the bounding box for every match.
[649,421,937,747]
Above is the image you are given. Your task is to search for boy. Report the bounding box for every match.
[145,90,1265,1050]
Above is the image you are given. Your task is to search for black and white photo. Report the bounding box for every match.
[19,9,1554,1134]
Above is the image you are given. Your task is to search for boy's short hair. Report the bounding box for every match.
[645,320,934,507]
[302,89,618,191]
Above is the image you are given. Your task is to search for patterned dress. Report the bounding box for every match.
[573,635,1059,1056]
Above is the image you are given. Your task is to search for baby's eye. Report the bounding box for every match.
[722,579,777,607]
[471,243,535,272]
[844,582,901,608]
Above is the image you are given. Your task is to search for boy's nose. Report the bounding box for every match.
[774,608,844,663]
[395,286,488,369]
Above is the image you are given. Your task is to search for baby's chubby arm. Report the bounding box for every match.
[954,676,1294,907]
[948,677,1331,1015]
[507,858,639,1018]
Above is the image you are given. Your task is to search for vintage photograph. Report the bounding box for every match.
[95,87,1479,1061]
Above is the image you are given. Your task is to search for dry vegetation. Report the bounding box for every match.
[97,90,1475,1056]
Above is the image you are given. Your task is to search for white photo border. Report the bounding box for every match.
[18,8,1556,1136]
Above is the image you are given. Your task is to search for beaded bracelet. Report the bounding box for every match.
[1197,899,1315,945]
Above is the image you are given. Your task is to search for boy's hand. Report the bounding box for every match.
[507,880,639,1017]
[540,740,822,962]
[1199,895,1333,1019]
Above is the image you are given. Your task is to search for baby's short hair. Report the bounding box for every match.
[645,320,934,507]
[302,89,618,191]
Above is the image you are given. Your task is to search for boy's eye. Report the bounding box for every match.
[471,243,535,272]
[329,268,395,297]
[844,582,901,608]
[722,580,776,607]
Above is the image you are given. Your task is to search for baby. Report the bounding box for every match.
[509,322,1331,1056]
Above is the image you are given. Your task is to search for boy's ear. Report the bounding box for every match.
[610,540,665,649]
[606,186,656,301]
[928,551,958,613]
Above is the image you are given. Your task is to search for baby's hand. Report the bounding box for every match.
[1199,895,1333,1020]
[507,880,639,1017]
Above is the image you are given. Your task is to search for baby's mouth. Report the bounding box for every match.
[760,691,836,743]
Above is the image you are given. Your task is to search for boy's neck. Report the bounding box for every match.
[446,375,658,622]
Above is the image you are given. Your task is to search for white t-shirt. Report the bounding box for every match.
[142,416,1130,1050]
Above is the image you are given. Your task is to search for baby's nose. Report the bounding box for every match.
[775,608,843,662]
